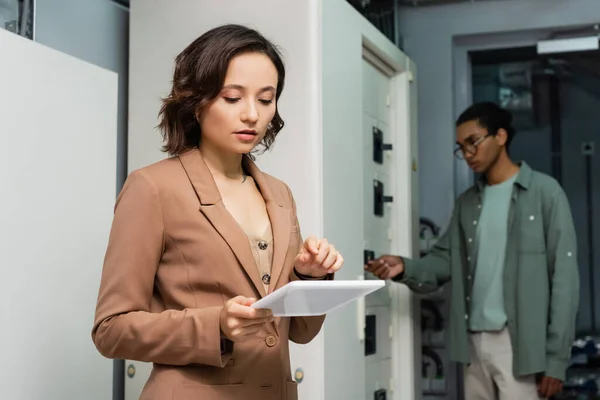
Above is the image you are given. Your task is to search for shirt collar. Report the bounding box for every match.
[476,161,532,191]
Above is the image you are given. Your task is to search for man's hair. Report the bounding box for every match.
[456,102,516,149]
[157,24,286,156]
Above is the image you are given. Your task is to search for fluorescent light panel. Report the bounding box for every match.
[537,36,599,54]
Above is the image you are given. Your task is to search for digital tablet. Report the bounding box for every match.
[251,280,385,317]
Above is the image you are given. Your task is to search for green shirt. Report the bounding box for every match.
[395,162,579,381]
[470,173,517,331]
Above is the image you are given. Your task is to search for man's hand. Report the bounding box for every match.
[538,376,563,399]
[364,255,404,280]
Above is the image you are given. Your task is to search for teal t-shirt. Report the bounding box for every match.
[469,174,517,331]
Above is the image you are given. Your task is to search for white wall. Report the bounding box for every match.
[32,2,130,397]
[0,27,118,400]
[35,0,129,191]
[321,2,364,398]
[397,0,600,228]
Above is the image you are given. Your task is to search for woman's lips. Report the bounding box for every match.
[234,131,257,142]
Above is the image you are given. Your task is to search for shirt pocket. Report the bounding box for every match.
[516,210,546,254]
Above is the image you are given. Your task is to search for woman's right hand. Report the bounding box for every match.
[219,296,274,342]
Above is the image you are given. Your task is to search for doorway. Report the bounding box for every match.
[470,45,600,398]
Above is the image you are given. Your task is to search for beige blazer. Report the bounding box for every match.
[92,149,328,400]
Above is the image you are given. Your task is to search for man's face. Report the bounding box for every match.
[455,120,507,174]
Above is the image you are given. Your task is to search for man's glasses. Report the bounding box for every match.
[454,135,490,160]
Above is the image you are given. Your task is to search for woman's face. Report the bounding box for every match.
[199,52,278,155]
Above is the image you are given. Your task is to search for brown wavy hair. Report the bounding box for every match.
[157,24,286,156]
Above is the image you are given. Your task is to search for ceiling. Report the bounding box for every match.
[359,0,509,7]
[113,0,509,9]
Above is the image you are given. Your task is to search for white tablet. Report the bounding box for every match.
[251,280,385,317]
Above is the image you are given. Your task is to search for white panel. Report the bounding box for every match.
[362,55,393,126]
[366,358,392,399]
[365,306,393,365]
[321,1,365,399]
[35,0,129,188]
[362,53,417,400]
[0,29,118,400]
[321,3,410,399]
[390,68,421,400]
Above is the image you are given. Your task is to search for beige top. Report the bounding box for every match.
[247,224,274,294]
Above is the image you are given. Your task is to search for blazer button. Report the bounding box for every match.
[262,274,271,285]
[266,334,278,347]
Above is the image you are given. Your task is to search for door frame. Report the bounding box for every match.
[362,37,420,400]
[452,29,555,197]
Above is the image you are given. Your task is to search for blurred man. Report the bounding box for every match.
[366,102,579,399]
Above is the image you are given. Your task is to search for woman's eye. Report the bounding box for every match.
[259,99,273,105]
[224,97,240,103]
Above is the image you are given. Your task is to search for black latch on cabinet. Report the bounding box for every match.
[373,127,393,164]
[364,249,375,265]
[374,179,393,216]
[365,314,377,356]
[374,389,387,400]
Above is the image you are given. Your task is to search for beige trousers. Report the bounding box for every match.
[464,328,540,400]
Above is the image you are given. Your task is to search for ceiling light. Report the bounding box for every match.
[537,36,599,54]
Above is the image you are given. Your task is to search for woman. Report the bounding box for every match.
[92,24,344,400]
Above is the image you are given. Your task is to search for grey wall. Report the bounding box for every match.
[35,0,129,191]
[558,74,600,334]
[471,63,554,177]
[0,0,18,30]
[397,0,600,229]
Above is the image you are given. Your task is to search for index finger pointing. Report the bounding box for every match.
[304,236,319,254]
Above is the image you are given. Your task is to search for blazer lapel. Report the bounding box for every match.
[244,158,291,293]
[178,150,267,298]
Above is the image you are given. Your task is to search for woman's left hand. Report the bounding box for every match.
[294,236,344,278]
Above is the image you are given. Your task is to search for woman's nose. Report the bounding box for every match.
[241,103,259,123]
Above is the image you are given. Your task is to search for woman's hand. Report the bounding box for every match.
[219,296,274,342]
[294,236,344,278]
